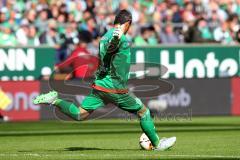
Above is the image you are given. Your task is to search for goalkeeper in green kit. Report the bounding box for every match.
[34,10,176,150]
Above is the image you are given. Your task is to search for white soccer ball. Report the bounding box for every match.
[139,133,153,150]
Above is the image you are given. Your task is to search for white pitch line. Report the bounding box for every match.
[163,154,240,159]
[0,153,239,159]
[0,153,41,157]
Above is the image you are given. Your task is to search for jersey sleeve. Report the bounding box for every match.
[120,39,130,51]
[106,30,128,53]
[106,37,121,53]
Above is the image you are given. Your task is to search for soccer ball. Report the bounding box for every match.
[139,133,153,150]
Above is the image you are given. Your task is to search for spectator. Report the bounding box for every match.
[39,19,61,47]
[86,0,95,15]
[134,27,149,46]
[182,2,195,23]
[35,9,49,34]
[27,25,40,46]
[134,26,158,46]
[26,9,37,24]
[208,11,221,31]
[50,4,60,19]
[171,3,182,23]
[0,26,17,46]
[159,23,182,44]
[15,20,29,45]
[206,1,228,22]
[86,17,100,38]
[234,0,240,15]
[193,0,205,16]
[56,13,67,34]
[0,0,240,48]
[236,28,240,43]
[183,19,196,43]
[39,19,66,63]
[2,10,19,32]
[129,1,141,23]
[0,10,7,23]
[95,7,107,36]
[228,14,239,34]
[194,18,213,42]
[213,21,234,44]
[184,18,214,43]
[55,31,98,79]
[147,26,158,45]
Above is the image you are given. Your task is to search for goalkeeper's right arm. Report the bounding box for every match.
[107,25,124,53]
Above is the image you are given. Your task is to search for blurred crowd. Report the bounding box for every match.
[1,0,240,61]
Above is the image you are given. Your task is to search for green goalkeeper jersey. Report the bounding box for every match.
[93,28,131,92]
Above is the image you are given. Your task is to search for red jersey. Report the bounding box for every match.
[56,47,99,78]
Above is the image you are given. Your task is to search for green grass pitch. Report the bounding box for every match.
[0,116,240,160]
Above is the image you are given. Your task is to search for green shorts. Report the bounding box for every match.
[81,89,144,113]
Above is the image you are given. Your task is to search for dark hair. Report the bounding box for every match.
[236,28,240,43]
[140,27,148,35]
[114,9,132,25]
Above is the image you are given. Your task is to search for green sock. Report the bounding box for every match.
[140,108,160,147]
[53,99,81,120]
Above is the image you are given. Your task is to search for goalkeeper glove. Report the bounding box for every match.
[113,25,124,40]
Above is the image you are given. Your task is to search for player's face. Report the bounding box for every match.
[123,21,131,34]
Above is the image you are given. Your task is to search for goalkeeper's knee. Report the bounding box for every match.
[137,105,148,118]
